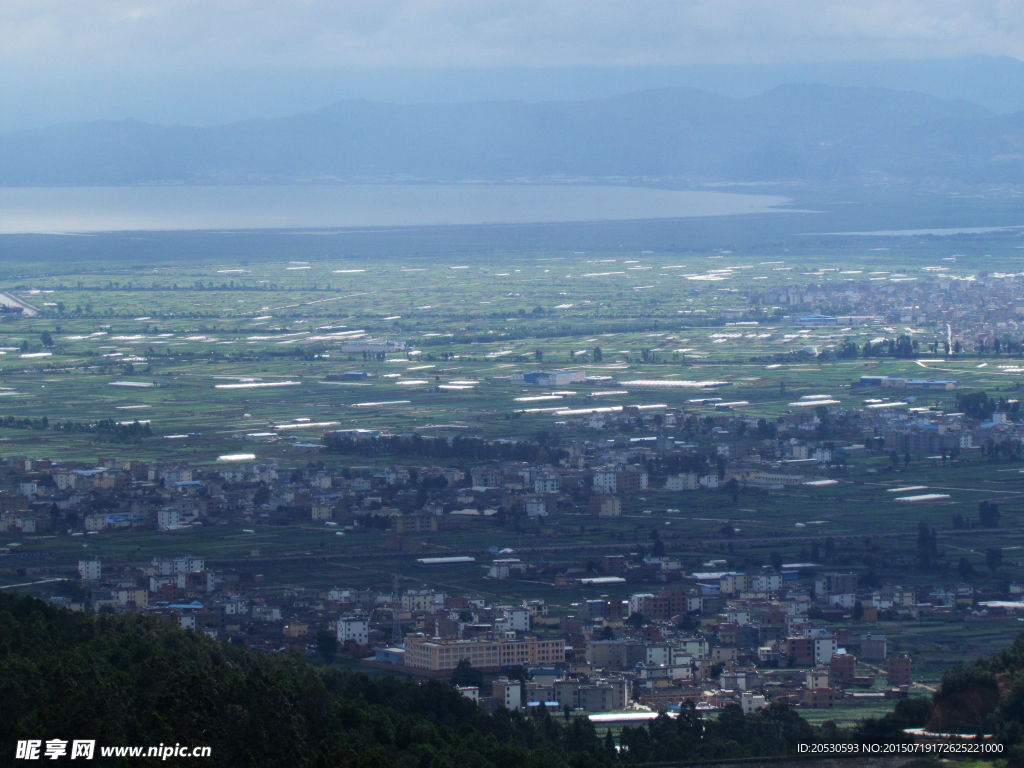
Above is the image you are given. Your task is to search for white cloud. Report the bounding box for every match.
[2,0,1022,74]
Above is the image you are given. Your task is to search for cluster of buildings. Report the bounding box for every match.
[367,567,1020,713]
[0,375,1019,543]
[41,527,1021,718]
[751,271,1024,351]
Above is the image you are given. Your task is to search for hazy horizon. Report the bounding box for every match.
[3,1,1024,130]
[1,56,1023,134]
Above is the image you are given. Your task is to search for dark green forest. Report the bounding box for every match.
[1,593,1022,767]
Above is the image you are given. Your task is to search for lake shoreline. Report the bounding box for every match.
[0,183,791,235]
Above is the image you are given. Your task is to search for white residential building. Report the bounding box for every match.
[78,559,101,582]
[525,498,549,518]
[666,473,700,491]
[157,509,181,530]
[741,692,767,713]
[629,593,654,615]
[726,609,750,626]
[811,633,838,665]
[751,573,783,592]
[493,678,522,710]
[153,467,193,484]
[489,559,527,579]
[173,556,204,573]
[54,472,77,491]
[829,593,856,609]
[646,645,671,666]
[592,471,617,493]
[534,474,561,493]
[496,607,531,633]
[402,591,442,613]
[337,616,369,646]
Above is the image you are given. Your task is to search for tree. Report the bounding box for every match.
[678,612,698,631]
[626,611,647,629]
[916,521,938,570]
[450,659,483,689]
[979,500,1001,527]
[985,547,1003,574]
[603,729,617,758]
[593,347,602,362]
[958,557,975,581]
[930,661,999,730]
[957,391,996,421]
[770,551,783,571]
[853,600,864,621]
[505,665,531,685]
[724,477,739,503]
[315,630,338,665]
[535,349,543,362]
[887,334,915,358]
[40,331,54,348]
[837,339,859,359]
[252,485,271,506]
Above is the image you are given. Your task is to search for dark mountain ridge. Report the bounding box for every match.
[0,84,1020,185]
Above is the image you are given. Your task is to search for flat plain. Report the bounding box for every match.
[2,192,1024,702]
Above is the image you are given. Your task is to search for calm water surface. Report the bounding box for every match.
[0,184,790,234]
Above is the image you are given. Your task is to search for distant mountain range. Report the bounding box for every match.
[1,84,1020,185]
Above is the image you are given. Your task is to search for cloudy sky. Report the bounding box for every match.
[2,1,1023,128]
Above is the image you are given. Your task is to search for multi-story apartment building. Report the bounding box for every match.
[337,616,369,647]
[405,635,565,671]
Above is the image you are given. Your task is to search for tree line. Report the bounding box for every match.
[323,433,568,465]
[0,416,152,443]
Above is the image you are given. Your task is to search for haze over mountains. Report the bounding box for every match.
[1,84,1021,186]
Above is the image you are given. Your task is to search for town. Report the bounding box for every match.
[5,360,1022,724]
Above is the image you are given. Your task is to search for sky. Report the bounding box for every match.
[2,1,1023,129]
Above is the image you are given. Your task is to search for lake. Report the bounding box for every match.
[0,184,790,234]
